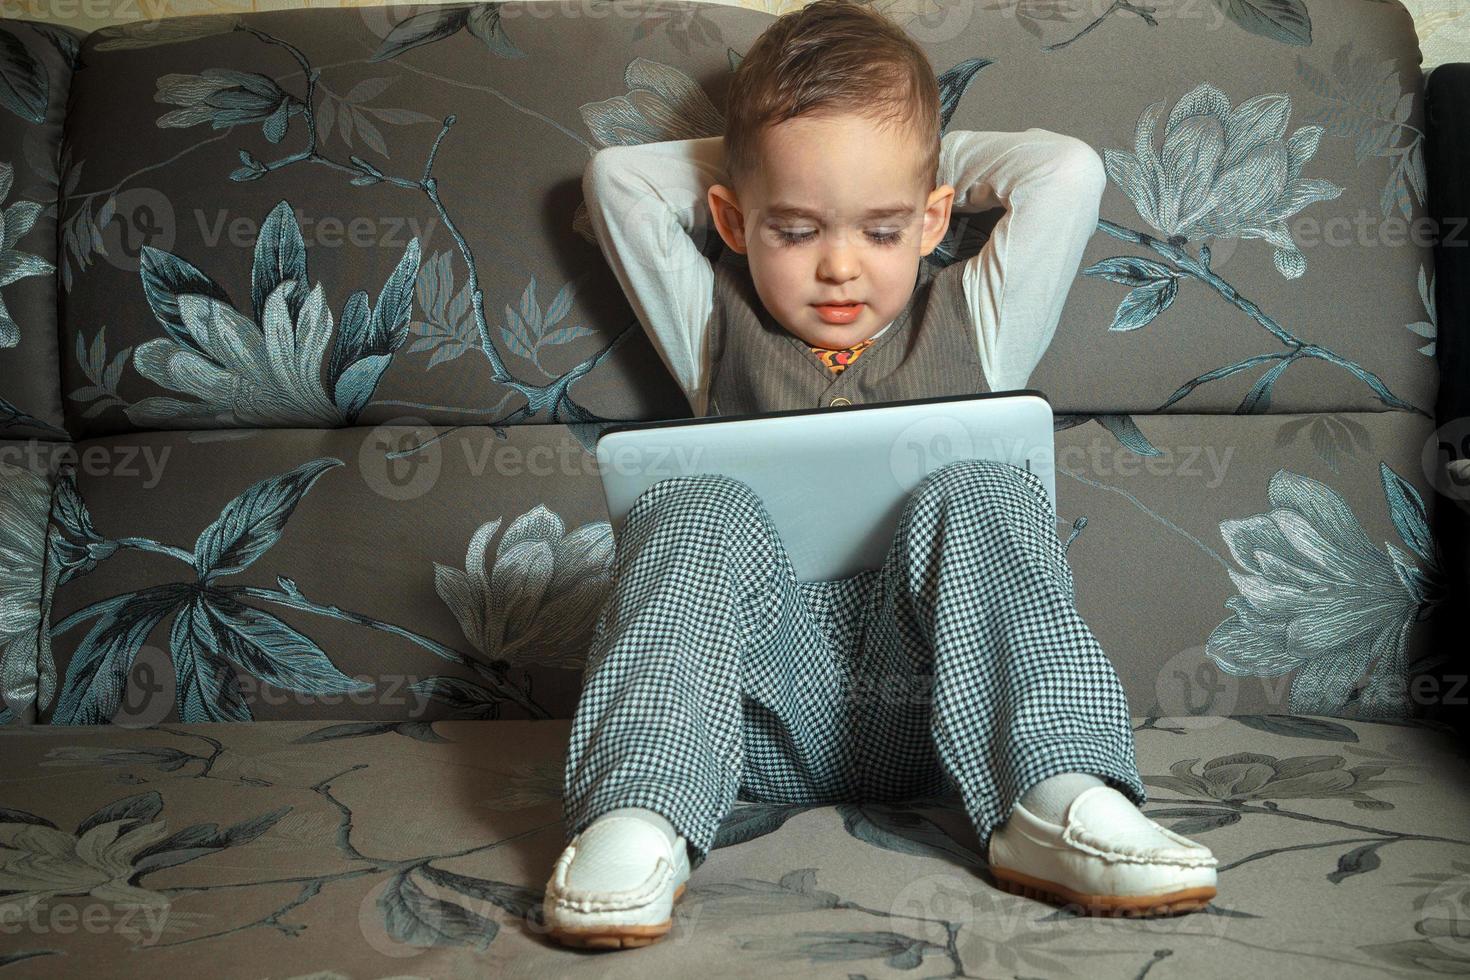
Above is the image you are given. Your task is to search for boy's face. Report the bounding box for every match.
[708,111,954,350]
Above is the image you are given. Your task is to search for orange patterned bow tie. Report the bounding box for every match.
[809,336,876,374]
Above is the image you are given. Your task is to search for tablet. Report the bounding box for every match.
[595,390,1056,583]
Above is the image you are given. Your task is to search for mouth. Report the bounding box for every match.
[813,301,864,324]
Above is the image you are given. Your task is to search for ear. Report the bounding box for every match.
[919,183,956,257]
[708,183,749,254]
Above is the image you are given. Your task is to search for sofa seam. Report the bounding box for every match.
[51,22,85,442]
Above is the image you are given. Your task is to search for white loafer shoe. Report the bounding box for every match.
[543,816,692,949]
[988,785,1218,916]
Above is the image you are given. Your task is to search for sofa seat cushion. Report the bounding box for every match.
[30,411,1449,727]
[0,715,1466,975]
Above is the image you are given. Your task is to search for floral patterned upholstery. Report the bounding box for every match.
[0,0,1466,972]
[2,715,1469,974]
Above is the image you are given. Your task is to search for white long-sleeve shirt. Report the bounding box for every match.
[582,128,1106,418]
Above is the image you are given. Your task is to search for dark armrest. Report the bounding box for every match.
[1427,63,1470,424]
[1424,63,1470,736]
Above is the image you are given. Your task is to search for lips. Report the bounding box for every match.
[813,302,863,324]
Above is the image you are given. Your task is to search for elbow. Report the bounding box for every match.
[1055,136,1108,201]
[582,145,649,225]
[582,145,621,199]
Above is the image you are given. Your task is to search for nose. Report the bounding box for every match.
[817,233,860,283]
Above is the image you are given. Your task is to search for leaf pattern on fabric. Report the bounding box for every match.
[1206,464,1445,716]
[123,201,421,428]
[47,458,378,724]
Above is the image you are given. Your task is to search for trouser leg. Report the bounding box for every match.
[561,473,860,870]
[853,458,1145,850]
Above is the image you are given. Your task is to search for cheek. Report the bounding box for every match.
[878,264,923,316]
[751,253,804,296]
[874,260,913,293]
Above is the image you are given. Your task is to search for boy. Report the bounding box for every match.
[544,0,1217,950]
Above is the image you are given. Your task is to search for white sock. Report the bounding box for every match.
[1020,773,1104,824]
[564,806,681,892]
[593,806,679,847]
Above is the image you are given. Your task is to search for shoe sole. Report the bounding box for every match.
[991,866,1215,916]
[546,881,687,949]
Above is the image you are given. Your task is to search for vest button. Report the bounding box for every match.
[829,396,852,407]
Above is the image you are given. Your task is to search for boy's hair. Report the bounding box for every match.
[723,0,942,198]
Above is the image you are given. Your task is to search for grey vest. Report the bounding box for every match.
[704,249,990,417]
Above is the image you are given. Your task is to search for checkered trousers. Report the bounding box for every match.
[560,458,1146,870]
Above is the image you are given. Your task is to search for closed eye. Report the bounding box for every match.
[773,229,905,247]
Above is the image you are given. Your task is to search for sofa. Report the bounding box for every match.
[0,0,1467,974]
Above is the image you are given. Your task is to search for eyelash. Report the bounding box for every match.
[773,229,905,247]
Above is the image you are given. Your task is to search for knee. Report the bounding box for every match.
[913,459,1049,511]
[628,472,765,525]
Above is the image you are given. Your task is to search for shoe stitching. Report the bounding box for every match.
[551,855,676,911]
[1053,788,1219,868]
[548,837,685,913]
[1060,818,1219,867]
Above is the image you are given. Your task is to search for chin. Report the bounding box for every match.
[797,325,861,349]
[796,312,877,349]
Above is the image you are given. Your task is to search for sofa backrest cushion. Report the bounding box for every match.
[43,0,1436,439]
